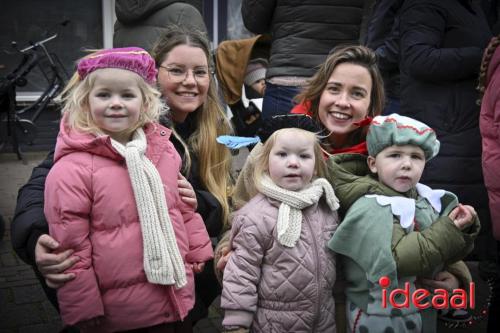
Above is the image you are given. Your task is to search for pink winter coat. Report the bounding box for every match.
[44,119,213,332]
[480,45,500,240]
[221,193,338,332]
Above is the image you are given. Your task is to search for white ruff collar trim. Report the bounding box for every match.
[415,183,445,213]
[366,183,445,228]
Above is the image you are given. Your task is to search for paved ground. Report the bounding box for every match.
[0,151,491,332]
[0,152,225,333]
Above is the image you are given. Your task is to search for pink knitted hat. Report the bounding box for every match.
[77,47,157,84]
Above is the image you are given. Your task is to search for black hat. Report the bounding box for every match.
[257,114,321,143]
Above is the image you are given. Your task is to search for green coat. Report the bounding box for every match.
[326,154,479,276]
[326,153,480,331]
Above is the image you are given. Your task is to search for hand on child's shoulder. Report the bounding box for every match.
[177,173,197,210]
[192,262,205,274]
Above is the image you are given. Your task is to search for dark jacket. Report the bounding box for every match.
[113,0,206,52]
[365,0,403,99]
[399,0,494,260]
[241,0,368,78]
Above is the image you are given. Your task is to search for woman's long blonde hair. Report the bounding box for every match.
[152,25,233,227]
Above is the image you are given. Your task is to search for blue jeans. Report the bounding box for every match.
[262,82,301,119]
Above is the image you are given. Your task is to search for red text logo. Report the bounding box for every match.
[379,276,475,310]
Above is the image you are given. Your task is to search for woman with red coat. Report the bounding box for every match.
[478,35,500,333]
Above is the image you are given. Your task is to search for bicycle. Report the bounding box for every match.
[0,31,68,163]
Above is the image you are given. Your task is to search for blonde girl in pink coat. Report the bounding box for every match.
[44,47,213,332]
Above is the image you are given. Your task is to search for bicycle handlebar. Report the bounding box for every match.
[19,34,58,53]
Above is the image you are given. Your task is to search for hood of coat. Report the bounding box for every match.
[115,0,176,23]
[486,45,500,86]
[115,0,202,24]
[54,114,172,163]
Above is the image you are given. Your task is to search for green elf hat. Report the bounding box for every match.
[367,114,440,161]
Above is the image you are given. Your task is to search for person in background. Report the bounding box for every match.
[11,25,233,326]
[215,35,271,138]
[328,114,480,333]
[477,34,500,333]
[243,58,267,98]
[241,0,372,119]
[364,0,403,115]
[113,0,207,52]
[398,0,497,283]
[44,47,212,332]
[222,127,340,332]
[228,57,267,135]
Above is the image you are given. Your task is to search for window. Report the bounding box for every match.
[0,0,104,97]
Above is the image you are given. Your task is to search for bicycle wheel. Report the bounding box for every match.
[16,118,37,144]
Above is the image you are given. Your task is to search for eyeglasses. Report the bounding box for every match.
[159,65,212,83]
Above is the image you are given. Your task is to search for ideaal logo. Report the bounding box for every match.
[379,276,475,310]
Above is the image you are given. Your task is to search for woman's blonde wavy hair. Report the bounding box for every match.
[253,128,326,191]
[152,25,233,227]
[60,59,164,136]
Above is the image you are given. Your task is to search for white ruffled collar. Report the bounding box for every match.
[365,183,444,228]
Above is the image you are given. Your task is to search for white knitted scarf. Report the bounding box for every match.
[258,176,340,247]
[110,128,186,288]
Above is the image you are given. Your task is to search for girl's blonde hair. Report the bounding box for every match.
[152,25,233,227]
[295,45,385,148]
[253,128,326,190]
[477,35,500,105]
[61,66,164,135]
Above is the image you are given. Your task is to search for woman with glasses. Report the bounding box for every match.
[152,25,233,323]
[11,24,233,327]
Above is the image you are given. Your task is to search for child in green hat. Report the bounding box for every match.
[328,114,480,333]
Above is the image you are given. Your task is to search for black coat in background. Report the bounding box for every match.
[241,0,369,79]
[365,0,403,100]
[399,0,496,266]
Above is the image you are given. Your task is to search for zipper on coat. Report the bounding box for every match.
[304,215,321,332]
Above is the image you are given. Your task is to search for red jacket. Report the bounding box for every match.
[480,44,500,240]
[44,118,213,331]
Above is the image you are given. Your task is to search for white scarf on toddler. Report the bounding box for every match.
[258,176,340,247]
[110,128,186,288]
